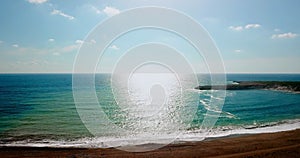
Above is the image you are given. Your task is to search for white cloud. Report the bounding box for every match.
[75,39,97,45]
[103,6,120,16]
[271,32,298,39]
[0,40,3,44]
[3,42,80,57]
[245,24,261,29]
[51,9,75,20]
[29,60,39,65]
[61,44,79,53]
[75,40,84,44]
[90,39,96,44]
[27,0,47,4]
[48,38,55,42]
[274,28,280,32]
[5,47,48,55]
[229,26,243,31]
[229,23,261,31]
[91,6,101,14]
[60,40,84,53]
[109,45,119,50]
[17,59,49,66]
[234,49,242,53]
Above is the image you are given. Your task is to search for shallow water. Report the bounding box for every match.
[0,74,300,147]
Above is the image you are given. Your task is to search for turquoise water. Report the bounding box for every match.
[0,74,300,147]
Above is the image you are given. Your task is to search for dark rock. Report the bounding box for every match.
[195,81,300,92]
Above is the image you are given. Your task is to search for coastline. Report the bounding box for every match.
[1,129,299,158]
[195,81,300,93]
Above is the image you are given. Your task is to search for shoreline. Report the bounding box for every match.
[1,119,299,148]
[1,119,300,149]
[1,129,299,158]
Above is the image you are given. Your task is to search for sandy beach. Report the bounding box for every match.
[1,129,299,158]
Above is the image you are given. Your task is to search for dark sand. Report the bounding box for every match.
[1,129,299,158]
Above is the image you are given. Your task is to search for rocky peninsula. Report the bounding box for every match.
[195,81,300,93]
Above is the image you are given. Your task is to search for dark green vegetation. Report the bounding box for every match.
[195,81,300,92]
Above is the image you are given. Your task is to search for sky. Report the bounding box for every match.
[0,0,300,73]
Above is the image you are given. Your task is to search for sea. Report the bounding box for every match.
[0,73,300,149]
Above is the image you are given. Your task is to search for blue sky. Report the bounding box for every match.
[0,0,299,73]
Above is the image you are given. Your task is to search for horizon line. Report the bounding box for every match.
[1,72,300,75]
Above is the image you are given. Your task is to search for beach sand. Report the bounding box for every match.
[1,129,299,158]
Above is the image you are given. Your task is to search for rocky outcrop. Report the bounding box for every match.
[195,81,300,92]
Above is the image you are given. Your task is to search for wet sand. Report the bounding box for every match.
[1,129,299,158]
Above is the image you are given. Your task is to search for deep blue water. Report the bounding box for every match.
[0,73,300,147]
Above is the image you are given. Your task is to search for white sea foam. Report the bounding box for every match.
[1,119,299,148]
[205,119,300,138]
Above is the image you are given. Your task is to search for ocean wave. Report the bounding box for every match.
[1,119,299,148]
[204,119,300,138]
[199,99,238,119]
